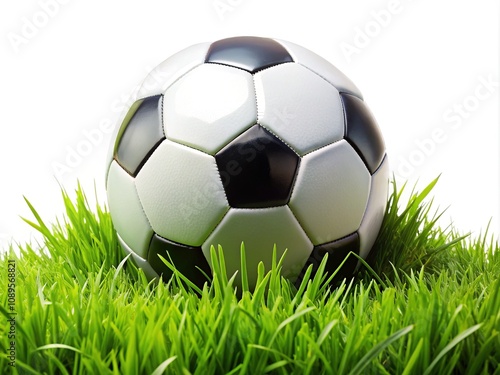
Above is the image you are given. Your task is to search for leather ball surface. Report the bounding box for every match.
[105,36,389,289]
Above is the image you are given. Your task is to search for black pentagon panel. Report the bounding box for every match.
[148,234,211,289]
[205,36,294,73]
[215,125,300,208]
[295,232,360,288]
[341,93,385,174]
[114,95,165,176]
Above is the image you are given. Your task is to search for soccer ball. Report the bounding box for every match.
[105,36,389,289]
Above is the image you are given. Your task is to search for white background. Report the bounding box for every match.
[0,0,498,250]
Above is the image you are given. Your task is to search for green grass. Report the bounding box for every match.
[1,178,499,374]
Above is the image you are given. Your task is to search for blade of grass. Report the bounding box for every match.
[423,324,482,375]
[347,325,414,375]
[151,356,177,375]
[240,242,249,294]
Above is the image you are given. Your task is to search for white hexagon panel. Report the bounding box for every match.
[289,140,371,244]
[163,64,257,155]
[202,206,313,287]
[135,139,229,247]
[254,63,344,156]
[106,161,153,258]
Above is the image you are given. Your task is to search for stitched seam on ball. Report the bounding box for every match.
[273,39,295,63]
[162,63,205,138]
[211,156,229,206]
[251,72,260,126]
[205,61,253,74]
[165,137,213,157]
[371,153,388,175]
[297,62,363,100]
[160,94,165,136]
[259,124,300,157]
[253,61,294,75]
[136,94,163,101]
[338,92,378,175]
[138,62,203,104]
[202,206,231,244]
[286,157,302,210]
[133,180,155,235]
[206,206,285,247]
[167,62,204,88]
[355,175,373,232]
[153,232,203,251]
[323,231,359,246]
[285,204,315,247]
[357,202,373,238]
[205,61,295,74]
[251,71,301,157]
[161,62,203,95]
[253,62,300,129]
[134,138,166,177]
[254,62,294,153]
[339,90,348,138]
[301,138,344,157]
[300,65,347,157]
[252,64,301,156]
[113,158,131,177]
[117,233,148,262]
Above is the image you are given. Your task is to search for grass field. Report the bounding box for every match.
[1,178,499,374]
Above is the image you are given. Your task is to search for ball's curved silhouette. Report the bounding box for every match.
[105,36,389,289]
